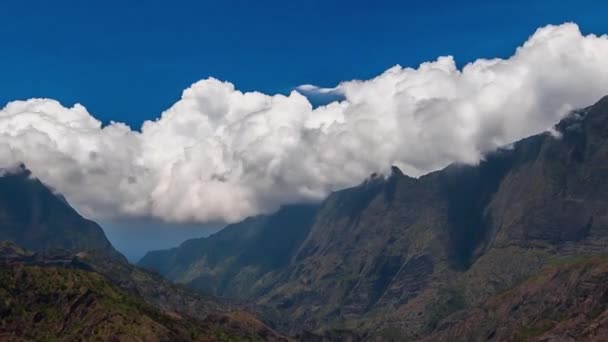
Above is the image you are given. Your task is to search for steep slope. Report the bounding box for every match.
[139,204,320,298]
[279,96,608,337]
[142,96,608,337]
[425,256,608,341]
[0,241,290,341]
[0,166,122,259]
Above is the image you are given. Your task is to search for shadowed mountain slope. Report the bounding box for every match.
[0,166,122,260]
[139,204,320,298]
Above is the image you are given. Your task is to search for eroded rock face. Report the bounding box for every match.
[140,96,608,338]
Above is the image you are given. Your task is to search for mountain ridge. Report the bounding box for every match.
[140,95,608,338]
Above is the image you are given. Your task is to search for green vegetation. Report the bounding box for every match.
[0,263,192,340]
[0,262,287,341]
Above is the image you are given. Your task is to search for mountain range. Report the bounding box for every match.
[139,96,608,340]
[0,96,607,340]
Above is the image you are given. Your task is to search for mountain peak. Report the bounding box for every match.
[595,94,608,107]
[390,165,405,177]
[0,166,124,261]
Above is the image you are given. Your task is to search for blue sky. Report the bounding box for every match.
[2,0,607,129]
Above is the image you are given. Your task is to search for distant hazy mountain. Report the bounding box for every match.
[140,96,608,339]
[0,166,122,260]
[139,204,320,298]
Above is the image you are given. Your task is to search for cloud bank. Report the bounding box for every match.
[1,23,607,223]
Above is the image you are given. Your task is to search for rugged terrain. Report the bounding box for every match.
[2,95,607,340]
[140,95,608,339]
[425,256,608,341]
[0,241,289,341]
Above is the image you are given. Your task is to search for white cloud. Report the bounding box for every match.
[1,23,607,224]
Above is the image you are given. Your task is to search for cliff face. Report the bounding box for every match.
[140,96,608,338]
[0,167,122,260]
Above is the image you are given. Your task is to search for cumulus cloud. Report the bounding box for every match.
[1,23,607,223]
